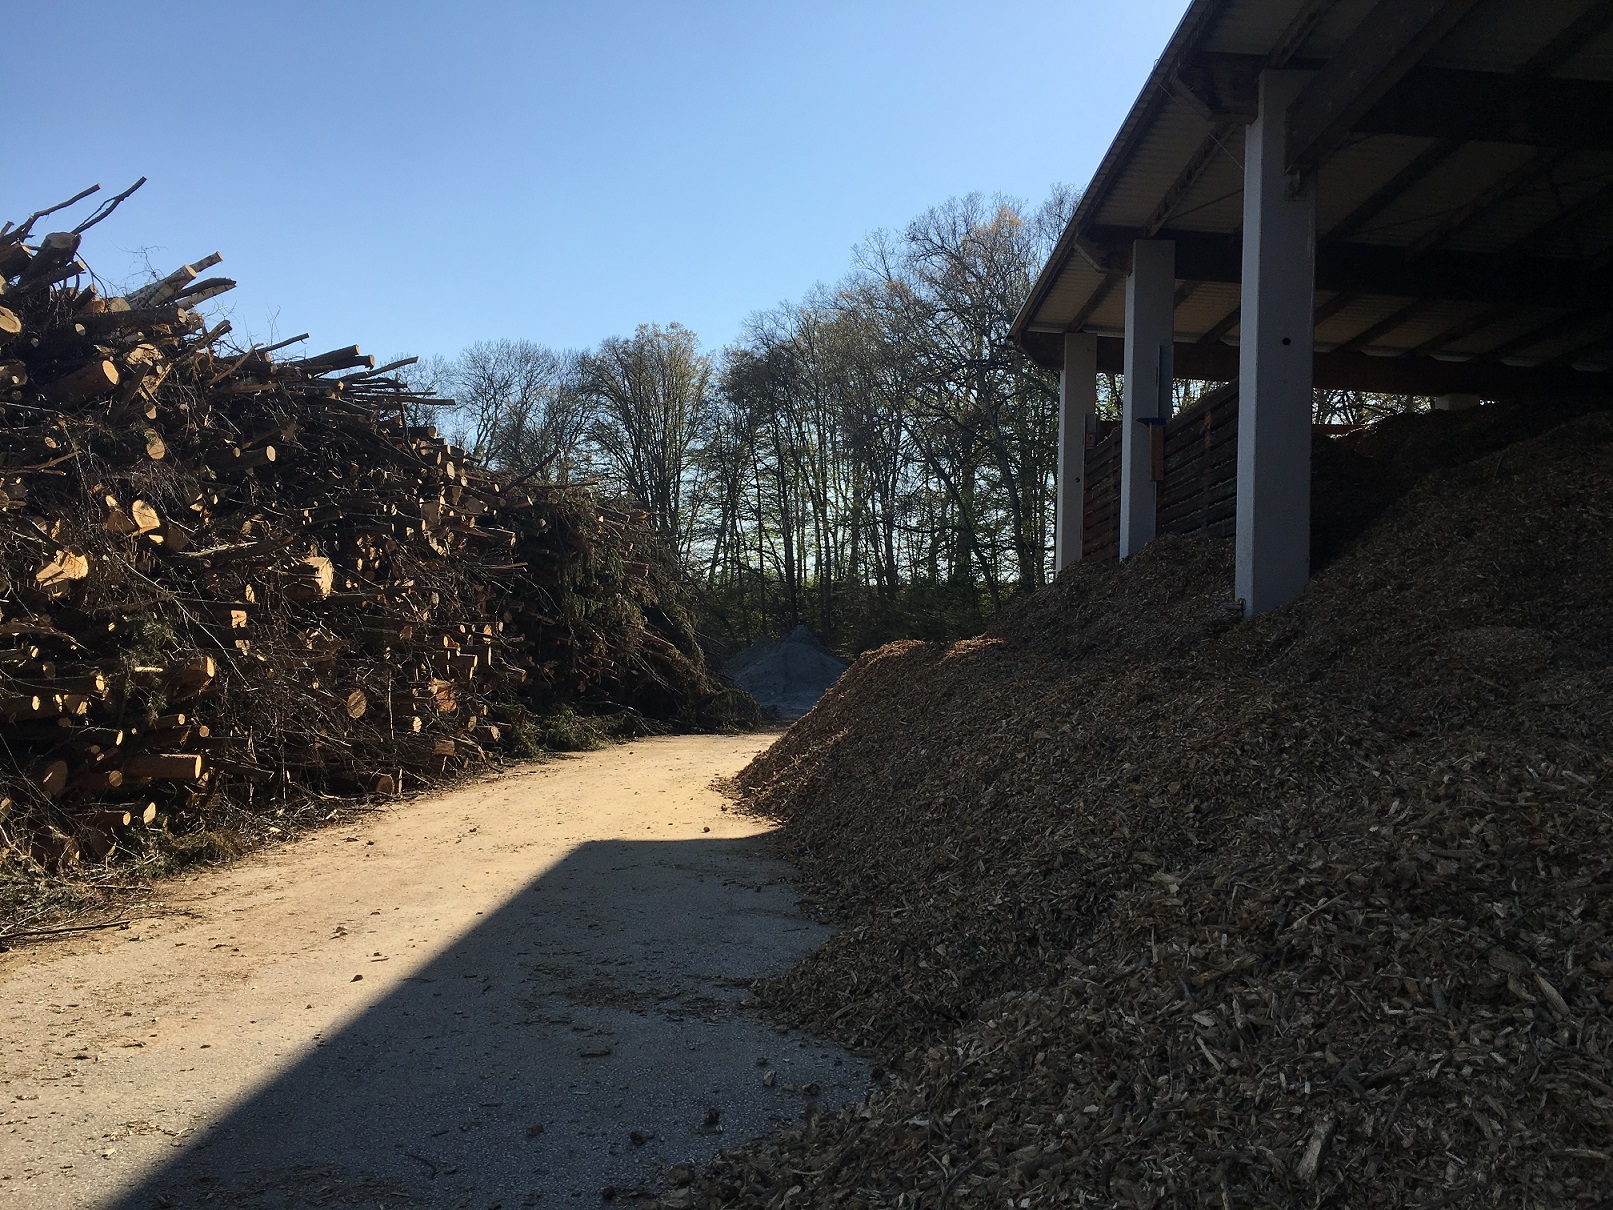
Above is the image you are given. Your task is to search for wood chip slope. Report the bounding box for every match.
[686,406,1613,1209]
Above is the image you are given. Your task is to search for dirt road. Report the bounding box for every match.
[0,732,863,1209]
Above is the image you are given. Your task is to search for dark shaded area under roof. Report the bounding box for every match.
[1012,0,1613,398]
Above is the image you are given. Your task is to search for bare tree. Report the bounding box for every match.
[581,323,712,557]
[398,187,1097,649]
[394,352,454,430]
[1313,387,1428,426]
[852,192,1064,591]
[400,341,592,480]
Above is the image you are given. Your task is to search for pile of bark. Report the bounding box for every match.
[679,403,1613,1207]
[0,186,745,890]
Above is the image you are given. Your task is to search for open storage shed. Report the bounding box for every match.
[1013,0,1613,614]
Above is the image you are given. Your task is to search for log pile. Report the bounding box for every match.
[682,404,1613,1207]
[0,186,744,883]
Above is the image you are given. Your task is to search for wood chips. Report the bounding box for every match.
[671,407,1613,1208]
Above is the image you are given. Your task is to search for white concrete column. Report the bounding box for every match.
[1235,70,1316,616]
[1054,331,1097,574]
[1120,239,1175,558]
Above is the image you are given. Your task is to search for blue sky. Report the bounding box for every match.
[12,1,1188,361]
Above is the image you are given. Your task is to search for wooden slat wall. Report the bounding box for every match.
[1082,427,1122,562]
[1080,383,1241,563]
[1158,382,1240,541]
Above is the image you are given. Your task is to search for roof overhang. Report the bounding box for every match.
[1012,0,1613,399]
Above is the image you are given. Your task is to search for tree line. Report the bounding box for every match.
[405,188,1420,654]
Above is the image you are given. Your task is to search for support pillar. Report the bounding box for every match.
[1054,331,1097,574]
[1120,240,1175,558]
[1236,70,1316,616]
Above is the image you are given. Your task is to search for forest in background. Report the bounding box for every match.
[403,188,1423,655]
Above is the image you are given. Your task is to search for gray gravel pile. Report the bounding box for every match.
[724,625,847,718]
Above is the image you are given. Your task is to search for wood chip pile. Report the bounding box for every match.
[0,190,746,891]
[680,406,1613,1208]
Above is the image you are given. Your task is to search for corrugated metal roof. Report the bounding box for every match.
[1093,100,1223,229]
[1431,0,1613,74]
[1206,0,1378,58]
[1556,25,1613,77]
[1011,0,1613,392]
[1343,143,1533,246]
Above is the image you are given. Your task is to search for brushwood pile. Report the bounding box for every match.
[0,189,746,916]
[680,402,1613,1208]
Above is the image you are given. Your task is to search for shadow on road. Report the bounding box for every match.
[107,835,864,1209]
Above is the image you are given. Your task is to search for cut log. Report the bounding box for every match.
[103,497,139,535]
[210,757,274,783]
[22,232,82,285]
[149,516,191,551]
[0,244,28,278]
[129,499,162,534]
[128,253,223,308]
[167,654,216,697]
[22,672,108,696]
[44,358,118,404]
[77,825,116,862]
[429,679,457,711]
[32,759,69,799]
[72,768,125,794]
[173,276,235,307]
[238,445,276,470]
[68,726,125,749]
[35,548,90,589]
[283,554,334,601]
[123,753,204,781]
[83,807,132,829]
[31,826,79,870]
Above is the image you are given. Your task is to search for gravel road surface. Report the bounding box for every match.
[0,732,863,1209]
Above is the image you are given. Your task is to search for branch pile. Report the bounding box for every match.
[683,405,1613,1207]
[0,188,747,890]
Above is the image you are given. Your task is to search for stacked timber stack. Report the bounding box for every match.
[0,185,741,875]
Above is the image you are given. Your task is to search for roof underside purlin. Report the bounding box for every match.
[1012,0,1613,398]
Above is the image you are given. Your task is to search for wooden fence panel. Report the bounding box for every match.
[1159,382,1240,541]
[1082,427,1122,562]
[1079,384,1241,562]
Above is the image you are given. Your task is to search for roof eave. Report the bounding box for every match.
[1010,0,1232,357]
